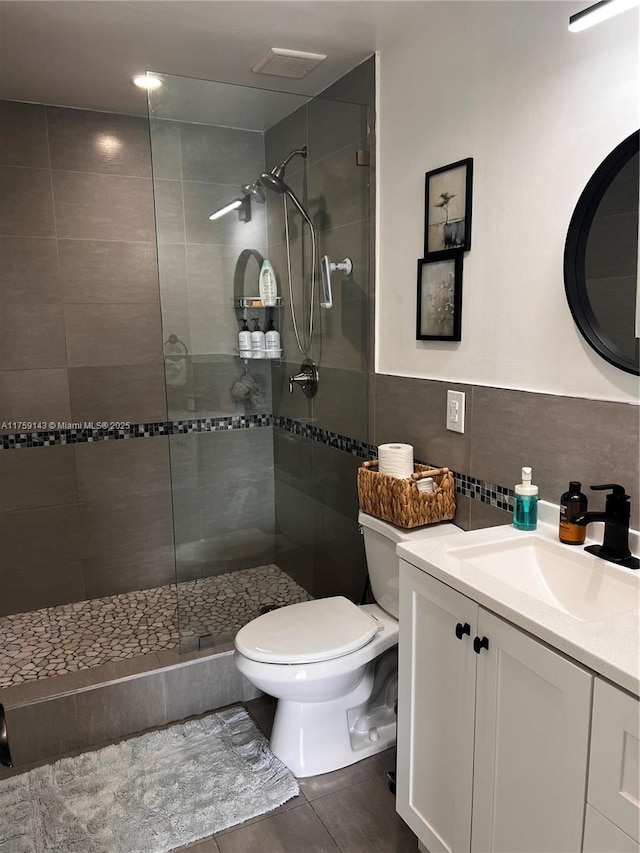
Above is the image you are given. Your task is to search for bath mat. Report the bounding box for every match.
[0,705,299,853]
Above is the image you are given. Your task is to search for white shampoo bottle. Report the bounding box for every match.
[259,259,277,307]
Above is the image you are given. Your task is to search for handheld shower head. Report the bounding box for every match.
[258,171,288,195]
[257,172,313,230]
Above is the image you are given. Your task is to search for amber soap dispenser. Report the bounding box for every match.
[559,481,588,545]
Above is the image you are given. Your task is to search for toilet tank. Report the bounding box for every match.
[359,511,458,619]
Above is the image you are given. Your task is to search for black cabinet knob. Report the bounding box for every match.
[455,622,471,640]
[473,636,489,654]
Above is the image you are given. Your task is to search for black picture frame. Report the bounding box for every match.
[424,157,473,259]
[416,252,463,341]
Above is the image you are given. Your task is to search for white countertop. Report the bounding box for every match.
[396,503,640,697]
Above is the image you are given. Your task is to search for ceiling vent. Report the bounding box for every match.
[251,48,327,79]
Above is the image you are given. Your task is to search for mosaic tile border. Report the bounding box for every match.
[273,415,375,459]
[0,410,513,512]
[273,418,514,512]
[0,414,272,450]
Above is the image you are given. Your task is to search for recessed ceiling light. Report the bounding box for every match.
[133,75,162,90]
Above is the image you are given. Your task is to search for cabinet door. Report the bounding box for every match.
[583,805,640,853]
[588,678,640,843]
[471,609,592,853]
[397,561,478,853]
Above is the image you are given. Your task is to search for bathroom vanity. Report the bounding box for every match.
[395,514,640,853]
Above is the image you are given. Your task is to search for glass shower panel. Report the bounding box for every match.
[148,72,372,652]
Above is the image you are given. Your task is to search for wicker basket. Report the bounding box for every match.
[357,460,456,529]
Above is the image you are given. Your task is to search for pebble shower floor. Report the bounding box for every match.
[0,565,311,688]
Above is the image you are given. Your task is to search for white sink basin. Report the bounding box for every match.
[448,536,640,622]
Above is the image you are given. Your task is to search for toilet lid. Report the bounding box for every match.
[235,596,379,664]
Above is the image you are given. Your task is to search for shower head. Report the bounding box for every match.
[258,171,288,194]
[257,171,313,229]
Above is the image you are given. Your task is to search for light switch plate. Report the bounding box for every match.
[446,390,465,434]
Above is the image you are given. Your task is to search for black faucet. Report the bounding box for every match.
[570,484,639,570]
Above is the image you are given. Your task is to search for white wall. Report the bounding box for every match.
[377,1,639,402]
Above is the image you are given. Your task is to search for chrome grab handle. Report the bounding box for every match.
[320,255,353,309]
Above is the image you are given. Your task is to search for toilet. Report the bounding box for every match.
[234,510,457,777]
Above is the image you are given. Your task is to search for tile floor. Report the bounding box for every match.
[0,565,311,687]
[177,696,419,853]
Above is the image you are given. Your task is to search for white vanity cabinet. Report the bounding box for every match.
[397,560,593,853]
[584,678,640,851]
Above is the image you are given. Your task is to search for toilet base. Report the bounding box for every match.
[270,648,398,778]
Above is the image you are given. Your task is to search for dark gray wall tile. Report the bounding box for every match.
[313,502,367,602]
[307,98,368,166]
[64,302,163,367]
[79,491,175,597]
[175,519,275,580]
[312,219,370,372]
[52,171,155,241]
[264,105,307,177]
[47,107,152,177]
[59,239,159,304]
[471,386,640,527]
[75,673,167,750]
[469,499,512,530]
[182,180,266,246]
[0,504,84,615]
[0,236,61,303]
[75,436,171,501]
[374,374,472,473]
[0,101,49,168]
[163,653,251,721]
[5,695,79,766]
[168,433,198,491]
[194,427,274,488]
[0,445,77,512]
[308,145,369,233]
[0,368,71,429]
[452,493,472,531]
[313,366,368,444]
[274,427,313,495]
[153,179,185,243]
[0,303,67,369]
[312,442,361,520]
[193,429,275,547]
[197,481,274,540]
[179,123,263,184]
[0,166,55,237]
[68,364,167,423]
[189,357,272,420]
[149,118,182,180]
[274,480,315,593]
[318,56,376,107]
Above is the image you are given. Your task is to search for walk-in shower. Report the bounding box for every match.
[148,71,372,654]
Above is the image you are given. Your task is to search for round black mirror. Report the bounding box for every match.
[564,131,639,376]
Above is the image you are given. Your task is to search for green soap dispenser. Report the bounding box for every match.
[513,466,538,531]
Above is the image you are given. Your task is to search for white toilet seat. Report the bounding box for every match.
[235,596,380,664]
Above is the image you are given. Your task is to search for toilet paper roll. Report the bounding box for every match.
[378,443,414,479]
